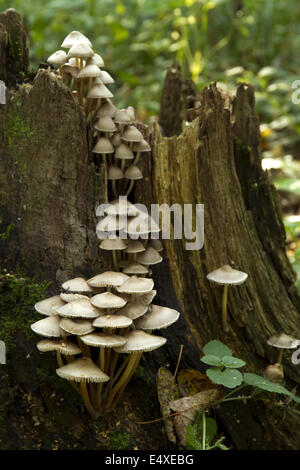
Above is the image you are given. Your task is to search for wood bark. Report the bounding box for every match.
[0,11,300,450]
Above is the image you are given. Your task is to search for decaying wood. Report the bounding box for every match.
[0,10,300,450]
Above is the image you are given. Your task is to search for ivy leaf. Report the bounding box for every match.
[207,368,243,388]
[222,355,246,369]
[203,340,232,359]
[200,355,222,367]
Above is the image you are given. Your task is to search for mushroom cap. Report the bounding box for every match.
[56,357,109,383]
[87,83,113,99]
[93,137,114,154]
[122,125,144,142]
[136,247,163,265]
[132,139,151,152]
[99,238,128,251]
[96,214,128,233]
[57,298,101,319]
[100,70,114,84]
[91,292,127,309]
[135,305,180,330]
[263,363,284,382]
[149,239,163,252]
[78,64,102,78]
[47,50,67,66]
[61,31,92,49]
[206,264,248,285]
[122,262,149,275]
[60,293,89,303]
[125,214,160,236]
[92,314,132,329]
[114,143,134,160]
[124,240,145,254]
[37,338,81,355]
[124,165,143,180]
[61,277,93,293]
[114,330,167,353]
[267,333,300,349]
[117,302,148,320]
[108,165,124,180]
[87,271,129,288]
[59,317,95,336]
[116,276,154,294]
[110,132,122,146]
[67,43,94,59]
[96,99,116,118]
[126,106,136,121]
[136,290,157,305]
[101,198,138,217]
[94,115,117,133]
[114,109,132,125]
[86,53,104,67]
[81,332,126,348]
[60,63,79,78]
[34,295,65,316]
[31,316,65,338]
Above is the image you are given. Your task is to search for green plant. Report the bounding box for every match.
[186,413,229,451]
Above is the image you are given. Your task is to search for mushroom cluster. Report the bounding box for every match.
[31,31,181,418]
[31,274,179,418]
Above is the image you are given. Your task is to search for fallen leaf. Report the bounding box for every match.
[156,367,181,444]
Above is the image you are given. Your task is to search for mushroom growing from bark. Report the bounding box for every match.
[267,332,300,364]
[207,264,248,332]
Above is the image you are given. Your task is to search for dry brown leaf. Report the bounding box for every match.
[156,367,181,444]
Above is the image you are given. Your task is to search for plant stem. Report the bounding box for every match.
[222,284,229,332]
[202,412,206,450]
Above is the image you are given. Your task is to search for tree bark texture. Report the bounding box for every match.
[0,11,300,450]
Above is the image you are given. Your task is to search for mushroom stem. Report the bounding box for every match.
[125,180,134,197]
[80,382,98,420]
[278,349,284,364]
[56,351,64,368]
[103,352,141,412]
[112,180,118,198]
[110,352,142,410]
[112,250,119,270]
[222,284,229,332]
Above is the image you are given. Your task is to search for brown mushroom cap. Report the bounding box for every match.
[91,292,127,309]
[124,240,146,254]
[67,43,94,59]
[96,99,116,118]
[124,165,143,180]
[81,332,127,348]
[94,115,117,133]
[132,139,151,152]
[135,305,180,330]
[47,50,67,66]
[122,263,149,275]
[37,338,81,355]
[114,109,132,125]
[122,125,144,142]
[56,356,109,383]
[114,330,166,353]
[136,290,157,305]
[263,363,284,382]
[108,165,124,181]
[99,238,128,251]
[77,64,101,78]
[60,293,90,303]
[114,143,134,160]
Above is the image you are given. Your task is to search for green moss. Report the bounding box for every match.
[110,429,133,450]
[4,110,35,149]
[0,270,50,351]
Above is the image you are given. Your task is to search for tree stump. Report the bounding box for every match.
[0,10,299,450]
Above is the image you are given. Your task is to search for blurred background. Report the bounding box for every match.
[1,0,300,287]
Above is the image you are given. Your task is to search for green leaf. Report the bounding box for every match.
[222,355,246,369]
[196,415,218,445]
[244,373,290,394]
[203,340,232,359]
[185,424,202,450]
[207,368,243,388]
[200,354,222,367]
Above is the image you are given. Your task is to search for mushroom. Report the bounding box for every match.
[122,262,149,275]
[56,298,101,319]
[31,316,66,338]
[136,247,163,266]
[263,363,284,382]
[134,304,180,330]
[206,264,248,332]
[267,333,300,363]
[34,295,65,316]
[59,317,95,336]
[56,356,109,419]
[90,292,127,310]
[87,271,129,289]
[116,276,154,295]
[61,277,93,294]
